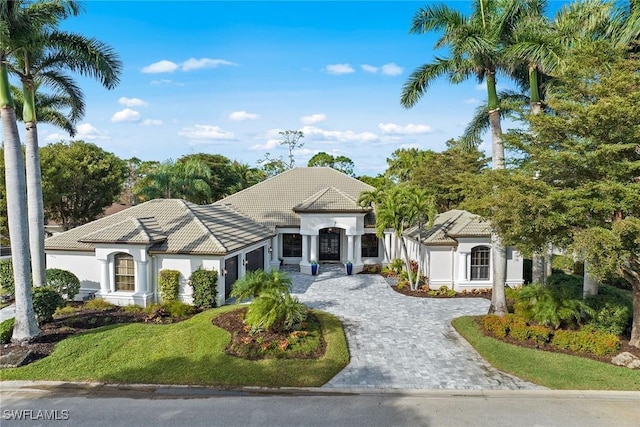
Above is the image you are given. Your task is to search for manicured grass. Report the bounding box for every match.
[452,316,640,390]
[0,306,349,387]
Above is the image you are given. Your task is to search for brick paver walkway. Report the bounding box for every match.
[287,264,543,390]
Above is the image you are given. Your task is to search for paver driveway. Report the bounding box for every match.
[288,264,542,390]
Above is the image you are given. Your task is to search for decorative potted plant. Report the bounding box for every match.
[310,260,318,276]
[345,260,353,275]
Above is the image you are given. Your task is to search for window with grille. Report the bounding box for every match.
[361,234,379,258]
[470,246,490,280]
[282,233,302,257]
[114,253,135,291]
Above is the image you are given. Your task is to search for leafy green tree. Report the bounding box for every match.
[307,152,355,176]
[40,140,127,230]
[230,161,265,192]
[178,153,239,202]
[257,130,305,177]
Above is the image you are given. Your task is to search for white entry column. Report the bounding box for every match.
[310,234,318,262]
[301,234,309,264]
[347,235,354,263]
[458,252,468,282]
[99,259,110,295]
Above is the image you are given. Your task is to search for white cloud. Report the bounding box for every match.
[228,111,260,121]
[111,108,141,123]
[463,98,480,105]
[360,63,403,76]
[380,62,403,76]
[181,58,237,71]
[361,64,378,73]
[141,119,163,126]
[325,63,355,75]
[378,123,433,135]
[44,124,108,142]
[249,139,280,151]
[118,97,148,107]
[141,60,179,73]
[300,113,327,125]
[142,58,237,74]
[178,124,234,140]
[150,79,172,85]
[301,126,379,143]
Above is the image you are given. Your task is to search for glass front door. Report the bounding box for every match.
[319,228,340,261]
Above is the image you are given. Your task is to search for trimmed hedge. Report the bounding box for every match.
[158,269,181,302]
[0,259,14,295]
[190,268,218,309]
[482,314,619,357]
[32,286,65,324]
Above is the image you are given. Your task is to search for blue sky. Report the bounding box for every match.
[31,1,569,176]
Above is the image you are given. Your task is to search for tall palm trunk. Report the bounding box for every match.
[0,61,40,341]
[487,70,508,315]
[23,74,46,287]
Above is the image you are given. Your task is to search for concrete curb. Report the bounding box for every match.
[2,380,639,400]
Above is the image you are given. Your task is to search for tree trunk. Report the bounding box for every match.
[399,236,416,291]
[1,107,41,341]
[487,72,507,314]
[582,261,599,297]
[630,279,640,348]
[532,253,545,284]
[489,233,508,315]
[24,121,46,287]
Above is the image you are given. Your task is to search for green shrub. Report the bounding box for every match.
[54,305,78,317]
[84,298,115,311]
[245,290,308,333]
[158,269,181,302]
[45,268,80,301]
[507,316,530,342]
[584,284,633,336]
[528,324,553,345]
[0,258,14,295]
[551,328,620,356]
[231,270,291,302]
[546,272,583,297]
[0,318,15,344]
[123,304,144,314]
[32,286,65,324]
[190,268,218,309]
[482,315,510,339]
[514,283,593,329]
[427,285,457,297]
[163,300,196,318]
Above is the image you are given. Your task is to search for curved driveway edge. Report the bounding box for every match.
[288,265,543,390]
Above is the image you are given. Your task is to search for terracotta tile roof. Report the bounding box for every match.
[45,199,273,255]
[214,167,375,227]
[405,210,491,246]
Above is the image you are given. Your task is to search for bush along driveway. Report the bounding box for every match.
[289,265,542,390]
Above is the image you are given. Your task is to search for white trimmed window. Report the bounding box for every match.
[470,246,490,280]
[114,253,135,291]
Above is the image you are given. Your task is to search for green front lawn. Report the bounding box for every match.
[0,306,349,387]
[453,316,640,390]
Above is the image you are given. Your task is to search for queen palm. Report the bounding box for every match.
[401,0,538,313]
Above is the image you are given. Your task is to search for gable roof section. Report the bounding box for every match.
[214,167,375,227]
[405,209,491,246]
[294,186,370,213]
[79,217,166,245]
[45,199,274,255]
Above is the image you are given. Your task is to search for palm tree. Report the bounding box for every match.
[401,0,537,313]
[135,159,212,203]
[405,187,437,284]
[0,0,44,340]
[5,1,121,287]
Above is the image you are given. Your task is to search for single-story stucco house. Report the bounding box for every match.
[44,167,523,306]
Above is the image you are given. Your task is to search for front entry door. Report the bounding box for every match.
[319,228,340,261]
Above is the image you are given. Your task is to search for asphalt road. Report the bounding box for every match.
[1,382,639,427]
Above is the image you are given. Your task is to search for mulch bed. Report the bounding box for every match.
[212,307,326,360]
[0,305,185,368]
[391,285,492,299]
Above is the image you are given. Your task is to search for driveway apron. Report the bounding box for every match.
[288,265,543,390]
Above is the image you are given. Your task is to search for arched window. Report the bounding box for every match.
[470,246,490,280]
[114,253,135,291]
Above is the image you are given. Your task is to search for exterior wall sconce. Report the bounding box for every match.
[222,269,227,276]
[243,259,248,265]
[268,246,273,253]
